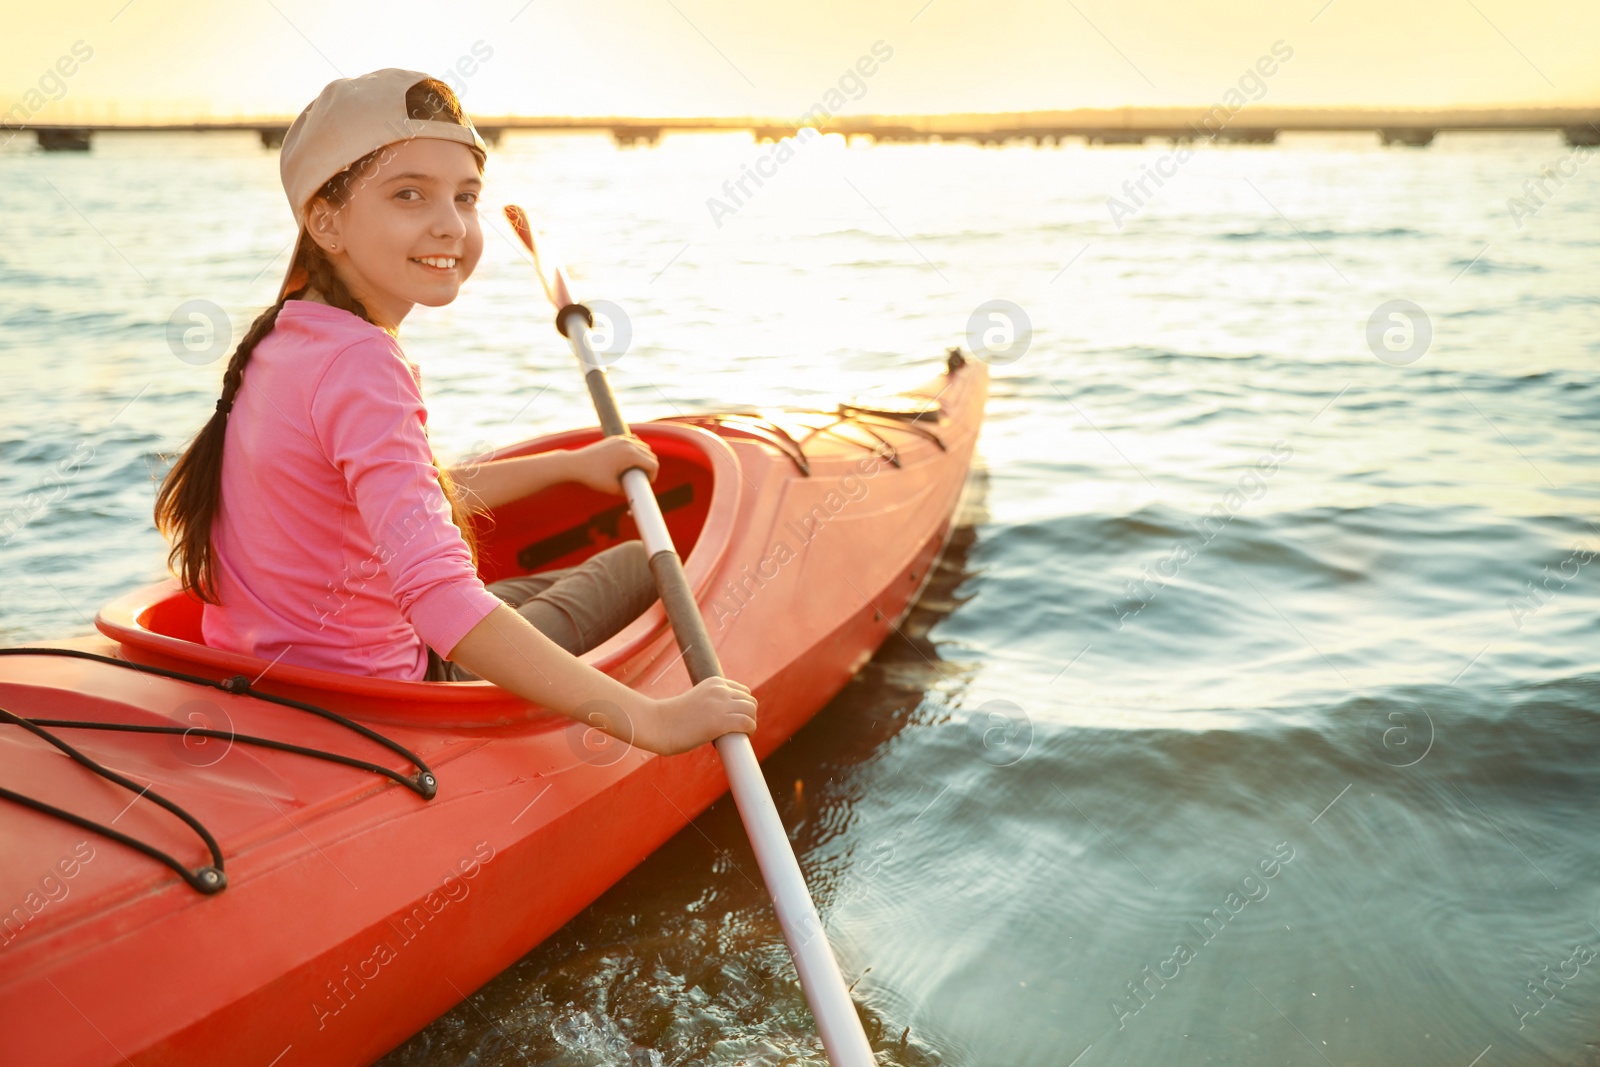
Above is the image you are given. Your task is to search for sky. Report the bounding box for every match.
[2,0,1597,123]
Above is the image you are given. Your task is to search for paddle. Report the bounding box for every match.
[502,205,876,1066]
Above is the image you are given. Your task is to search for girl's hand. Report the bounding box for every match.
[571,435,659,495]
[637,677,758,756]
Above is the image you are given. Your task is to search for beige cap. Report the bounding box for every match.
[275,68,487,300]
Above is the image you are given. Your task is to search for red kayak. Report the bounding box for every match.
[0,352,986,1067]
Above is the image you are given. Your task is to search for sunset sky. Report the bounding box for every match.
[3,0,1597,123]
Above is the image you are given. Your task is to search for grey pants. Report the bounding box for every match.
[424,541,657,681]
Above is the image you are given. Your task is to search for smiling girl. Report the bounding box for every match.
[154,69,754,756]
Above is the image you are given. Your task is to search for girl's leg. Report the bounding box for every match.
[430,542,657,681]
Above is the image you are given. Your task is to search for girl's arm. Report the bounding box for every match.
[446,603,756,755]
[448,450,576,512]
[449,435,660,512]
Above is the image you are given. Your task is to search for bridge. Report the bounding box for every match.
[6,107,1597,152]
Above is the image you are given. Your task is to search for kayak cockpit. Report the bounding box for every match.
[95,423,743,727]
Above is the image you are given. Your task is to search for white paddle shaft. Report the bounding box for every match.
[559,306,876,1066]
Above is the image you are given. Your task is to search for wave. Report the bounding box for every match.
[1216,225,1429,242]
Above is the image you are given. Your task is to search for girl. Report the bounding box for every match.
[154,69,754,756]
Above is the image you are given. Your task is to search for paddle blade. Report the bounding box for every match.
[502,203,559,307]
[503,204,581,308]
[502,204,535,253]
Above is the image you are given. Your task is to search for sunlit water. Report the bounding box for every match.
[2,128,1598,1066]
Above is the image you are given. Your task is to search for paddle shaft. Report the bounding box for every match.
[555,303,876,1066]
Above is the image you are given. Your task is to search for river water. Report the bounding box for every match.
[2,127,1597,1066]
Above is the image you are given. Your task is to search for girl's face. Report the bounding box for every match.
[307,137,484,330]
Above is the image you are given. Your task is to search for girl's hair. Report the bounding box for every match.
[155,78,485,605]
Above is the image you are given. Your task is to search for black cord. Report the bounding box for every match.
[0,647,436,798]
[0,709,227,894]
[0,646,443,895]
[28,719,429,794]
[0,784,226,894]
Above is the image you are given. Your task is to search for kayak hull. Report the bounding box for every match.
[0,354,986,1066]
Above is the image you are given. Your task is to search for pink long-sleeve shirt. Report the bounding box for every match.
[201,300,503,681]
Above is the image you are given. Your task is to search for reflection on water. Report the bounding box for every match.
[3,130,1598,1065]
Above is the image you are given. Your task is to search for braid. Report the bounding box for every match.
[154,296,288,603]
